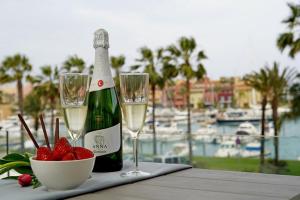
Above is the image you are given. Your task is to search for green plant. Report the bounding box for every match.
[0,153,41,188]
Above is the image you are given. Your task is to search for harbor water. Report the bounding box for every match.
[126,117,300,160]
[1,116,300,161]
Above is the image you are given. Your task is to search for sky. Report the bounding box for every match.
[0,0,299,79]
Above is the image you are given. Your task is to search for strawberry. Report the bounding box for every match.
[36,147,52,161]
[62,152,76,161]
[18,174,32,187]
[73,147,94,160]
[52,137,72,160]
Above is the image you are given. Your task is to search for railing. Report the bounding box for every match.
[124,132,300,176]
[1,120,300,176]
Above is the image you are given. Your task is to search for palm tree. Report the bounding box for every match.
[132,47,168,155]
[62,55,86,73]
[289,74,300,118]
[244,68,271,168]
[166,37,207,164]
[277,2,300,119]
[277,2,300,58]
[88,65,94,75]
[0,54,32,152]
[32,66,59,142]
[267,63,295,166]
[110,55,125,95]
[24,90,44,137]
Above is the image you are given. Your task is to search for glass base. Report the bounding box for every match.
[121,170,151,177]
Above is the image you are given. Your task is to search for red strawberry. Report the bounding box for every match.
[36,147,52,161]
[18,174,32,187]
[73,147,94,160]
[52,137,72,160]
[62,152,76,161]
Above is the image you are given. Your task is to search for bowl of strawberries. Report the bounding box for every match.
[30,137,95,190]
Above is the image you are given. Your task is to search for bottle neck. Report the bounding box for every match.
[90,47,115,92]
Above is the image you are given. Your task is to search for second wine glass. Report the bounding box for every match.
[120,72,150,177]
[59,73,90,146]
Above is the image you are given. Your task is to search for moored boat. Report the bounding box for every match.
[214,141,240,157]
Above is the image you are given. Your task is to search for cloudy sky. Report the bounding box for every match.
[0,0,298,79]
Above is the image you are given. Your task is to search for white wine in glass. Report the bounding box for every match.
[122,102,147,138]
[63,105,88,141]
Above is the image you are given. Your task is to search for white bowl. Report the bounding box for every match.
[30,156,95,190]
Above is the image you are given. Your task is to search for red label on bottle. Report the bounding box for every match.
[98,80,104,87]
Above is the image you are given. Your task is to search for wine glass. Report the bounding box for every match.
[59,73,90,146]
[120,72,150,177]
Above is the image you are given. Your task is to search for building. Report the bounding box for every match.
[172,80,186,109]
[152,76,262,110]
[0,83,33,103]
[0,91,14,120]
[161,84,175,107]
[233,77,261,108]
[216,77,234,109]
[0,83,33,120]
[166,79,205,109]
[190,80,205,109]
[149,85,163,106]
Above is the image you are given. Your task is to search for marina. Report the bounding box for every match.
[124,107,300,161]
[1,107,299,161]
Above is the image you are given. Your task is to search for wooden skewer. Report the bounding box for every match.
[39,114,50,149]
[17,114,39,149]
[54,118,59,144]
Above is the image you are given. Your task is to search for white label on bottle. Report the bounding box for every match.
[89,48,115,92]
[84,123,120,156]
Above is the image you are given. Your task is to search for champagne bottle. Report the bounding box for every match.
[85,28,122,172]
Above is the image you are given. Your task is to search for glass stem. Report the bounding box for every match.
[72,139,76,147]
[133,137,139,172]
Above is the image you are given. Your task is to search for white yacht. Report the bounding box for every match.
[144,121,182,134]
[153,143,195,164]
[240,142,271,158]
[193,125,220,144]
[214,141,240,157]
[155,108,176,118]
[217,109,261,123]
[235,122,259,143]
[236,122,259,135]
[141,121,184,142]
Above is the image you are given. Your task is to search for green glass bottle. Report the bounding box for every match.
[85,28,122,172]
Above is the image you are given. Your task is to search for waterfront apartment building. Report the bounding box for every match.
[203,77,234,109]
[190,80,205,109]
[233,77,261,108]
[148,85,163,106]
[0,84,33,120]
[158,76,261,110]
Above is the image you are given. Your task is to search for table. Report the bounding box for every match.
[69,168,300,200]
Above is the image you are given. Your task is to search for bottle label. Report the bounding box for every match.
[89,48,115,92]
[85,123,121,156]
